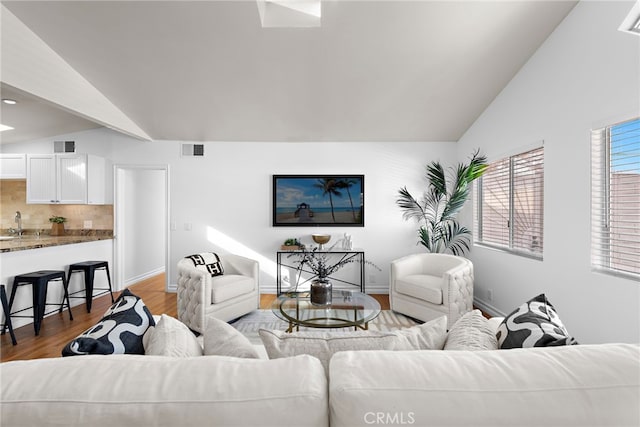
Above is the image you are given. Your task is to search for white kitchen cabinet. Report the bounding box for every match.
[26,154,111,204]
[0,154,26,178]
[87,155,113,205]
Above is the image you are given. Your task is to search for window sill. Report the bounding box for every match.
[474,242,543,261]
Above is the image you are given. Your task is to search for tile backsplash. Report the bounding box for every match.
[0,180,113,231]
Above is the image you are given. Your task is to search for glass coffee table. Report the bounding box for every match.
[272,290,381,333]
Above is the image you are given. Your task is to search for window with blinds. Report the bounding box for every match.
[474,147,544,259]
[591,117,640,280]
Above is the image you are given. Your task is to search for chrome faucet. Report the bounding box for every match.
[14,211,22,236]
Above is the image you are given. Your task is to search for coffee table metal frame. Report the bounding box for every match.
[272,290,381,333]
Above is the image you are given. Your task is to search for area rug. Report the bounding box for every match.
[230,309,419,344]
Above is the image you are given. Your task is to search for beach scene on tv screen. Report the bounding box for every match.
[275,176,363,225]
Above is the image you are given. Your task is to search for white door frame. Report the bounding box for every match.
[113,164,170,292]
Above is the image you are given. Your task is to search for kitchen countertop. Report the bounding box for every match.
[0,233,113,253]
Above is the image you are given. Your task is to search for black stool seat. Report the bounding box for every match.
[67,261,114,313]
[1,284,17,345]
[8,270,73,336]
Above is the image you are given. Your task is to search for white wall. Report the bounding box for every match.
[3,127,456,294]
[111,138,456,293]
[118,168,166,286]
[458,1,640,344]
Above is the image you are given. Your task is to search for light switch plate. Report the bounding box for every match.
[83,220,93,229]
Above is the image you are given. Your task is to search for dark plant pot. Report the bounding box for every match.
[310,279,332,306]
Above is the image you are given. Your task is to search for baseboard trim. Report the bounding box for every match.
[473,297,505,318]
[125,267,166,288]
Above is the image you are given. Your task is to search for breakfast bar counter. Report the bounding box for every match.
[0,235,114,330]
[0,232,113,253]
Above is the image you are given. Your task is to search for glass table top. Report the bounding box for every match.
[272,290,381,330]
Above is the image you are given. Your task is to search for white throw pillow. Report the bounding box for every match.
[391,315,448,350]
[444,309,498,351]
[259,329,398,373]
[143,314,203,357]
[204,316,260,358]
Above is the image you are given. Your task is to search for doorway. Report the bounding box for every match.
[114,165,169,291]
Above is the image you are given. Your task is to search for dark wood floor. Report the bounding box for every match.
[0,274,390,362]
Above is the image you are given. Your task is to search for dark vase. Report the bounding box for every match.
[310,278,332,306]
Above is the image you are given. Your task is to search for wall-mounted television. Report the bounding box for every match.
[273,175,364,227]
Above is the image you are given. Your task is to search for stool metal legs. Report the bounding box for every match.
[1,285,17,345]
[67,262,114,313]
[8,271,73,336]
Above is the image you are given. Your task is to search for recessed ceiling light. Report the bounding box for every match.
[0,124,15,132]
[2,99,17,105]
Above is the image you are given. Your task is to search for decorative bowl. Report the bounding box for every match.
[311,234,331,245]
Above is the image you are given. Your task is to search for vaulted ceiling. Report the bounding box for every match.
[0,1,577,143]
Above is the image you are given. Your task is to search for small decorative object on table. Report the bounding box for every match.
[310,278,332,306]
[342,233,353,250]
[311,234,331,250]
[281,238,301,251]
[49,216,67,236]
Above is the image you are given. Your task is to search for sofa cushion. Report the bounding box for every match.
[211,275,255,303]
[394,274,442,304]
[496,293,578,349]
[259,329,398,373]
[391,315,448,350]
[0,354,329,427]
[62,289,155,356]
[259,316,447,372]
[329,344,640,427]
[143,314,203,357]
[444,309,498,350]
[204,316,260,358]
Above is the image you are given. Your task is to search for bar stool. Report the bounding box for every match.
[1,284,17,345]
[67,261,114,313]
[8,270,73,336]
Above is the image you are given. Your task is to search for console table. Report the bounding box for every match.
[276,249,365,295]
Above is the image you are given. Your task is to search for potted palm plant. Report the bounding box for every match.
[396,149,487,255]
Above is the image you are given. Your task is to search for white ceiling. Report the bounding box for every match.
[0,0,577,143]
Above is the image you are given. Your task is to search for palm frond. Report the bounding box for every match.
[418,226,434,252]
[425,162,446,198]
[396,187,427,222]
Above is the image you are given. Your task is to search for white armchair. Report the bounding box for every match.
[390,253,473,330]
[177,254,259,334]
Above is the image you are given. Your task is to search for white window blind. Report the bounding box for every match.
[591,117,640,280]
[475,147,544,258]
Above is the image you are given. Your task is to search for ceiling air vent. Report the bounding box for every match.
[181,143,205,157]
[54,140,76,153]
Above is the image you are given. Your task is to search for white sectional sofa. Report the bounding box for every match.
[1,309,639,427]
[2,343,638,426]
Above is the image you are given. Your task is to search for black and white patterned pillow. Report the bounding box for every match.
[187,253,224,277]
[496,293,578,349]
[62,289,155,356]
